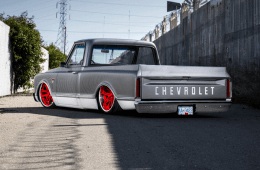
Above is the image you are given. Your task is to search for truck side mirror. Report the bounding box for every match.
[60,62,66,67]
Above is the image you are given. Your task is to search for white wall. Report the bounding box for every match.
[0,21,49,95]
[0,21,12,96]
[40,47,49,73]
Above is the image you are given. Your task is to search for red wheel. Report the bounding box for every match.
[40,83,55,108]
[99,86,115,112]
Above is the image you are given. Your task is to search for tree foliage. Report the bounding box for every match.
[1,11,45,91]
[43,43,67,69]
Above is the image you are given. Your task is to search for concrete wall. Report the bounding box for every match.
[0,21,12,96]
[153,0,260,71]
[151,0,260,106]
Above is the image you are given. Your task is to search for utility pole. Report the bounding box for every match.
[56,0,70,55]
[103,16,105,38]
[128,10,130,39]
[64,26,66,55]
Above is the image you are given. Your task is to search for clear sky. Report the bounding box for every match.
[0,0,183,54]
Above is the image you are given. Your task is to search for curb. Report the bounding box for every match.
[0,93,33,98]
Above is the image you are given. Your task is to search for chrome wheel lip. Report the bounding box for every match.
[98,85,115,112]
[39,82,54,107]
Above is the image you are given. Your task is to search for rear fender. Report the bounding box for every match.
[94,82,118,99]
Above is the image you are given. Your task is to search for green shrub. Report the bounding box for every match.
[43,43,67,69]
[1,11,45,92]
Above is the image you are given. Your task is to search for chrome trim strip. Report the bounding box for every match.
[77,95,135,101]
[56,92,77,97]
[135,100,231,104]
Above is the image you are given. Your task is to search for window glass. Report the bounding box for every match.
[68,44,85,65]
[136,47,155,65]
[91,46,136,65]
[91,45,156,65]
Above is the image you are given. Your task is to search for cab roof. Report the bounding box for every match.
[74,38,156,47]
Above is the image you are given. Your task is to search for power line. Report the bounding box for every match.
[35,17,157,24]
[70,19,151,27]
[128,10,130,39]
[71,0,165,8]
[105,21,156,24]
[0,0,32,9]
[35,18,155,27]
[39,29,147,34]
[103,16,105,38]
[70,9,162,18]
[26,0,54,11]
[35,13,56,19]
[1,0,53,15]
[28,4,54,13]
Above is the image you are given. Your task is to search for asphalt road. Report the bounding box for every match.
[0,96,260,170]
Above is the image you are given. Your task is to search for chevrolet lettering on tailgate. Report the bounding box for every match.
[155,87,215,96]
[33,39,232,115]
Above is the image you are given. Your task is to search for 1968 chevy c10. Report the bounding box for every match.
[33,39,232,115]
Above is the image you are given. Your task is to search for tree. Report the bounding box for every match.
[43,43,67,69]
[1,11,45,92]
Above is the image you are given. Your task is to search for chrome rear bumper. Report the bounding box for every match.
[134,100,231,113]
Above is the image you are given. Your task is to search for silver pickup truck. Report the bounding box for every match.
[33,39,232,115]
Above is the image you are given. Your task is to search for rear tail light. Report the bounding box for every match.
[136,78,140,98]
[227,79,230,98]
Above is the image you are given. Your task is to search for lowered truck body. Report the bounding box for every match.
[33,39,231,114]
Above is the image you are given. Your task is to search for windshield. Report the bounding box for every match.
[91,45,155,65]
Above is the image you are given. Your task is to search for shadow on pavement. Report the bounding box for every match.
[1,106,260,170]
[0,107,82,170]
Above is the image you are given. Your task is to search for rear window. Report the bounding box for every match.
[91,45,156,65]
[136,47,155,65]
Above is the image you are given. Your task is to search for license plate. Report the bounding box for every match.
[178,106,193,115]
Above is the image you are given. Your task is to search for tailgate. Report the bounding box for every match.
[139,65,230,100]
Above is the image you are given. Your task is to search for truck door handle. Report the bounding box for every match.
[72,72,78,74]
